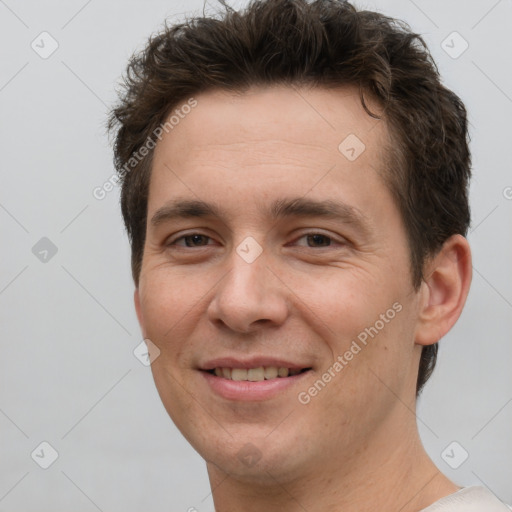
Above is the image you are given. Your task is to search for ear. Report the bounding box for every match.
[414,234,472,346]
[134,288,146,337]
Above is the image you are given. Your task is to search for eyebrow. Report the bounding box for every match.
[150,197,372,236]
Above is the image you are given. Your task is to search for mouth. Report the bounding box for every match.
[199,358,314,400]
[205,366,312,381]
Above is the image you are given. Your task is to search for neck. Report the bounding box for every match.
[206,409,458,512]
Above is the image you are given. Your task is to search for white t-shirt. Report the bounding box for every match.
[420,486,512,511]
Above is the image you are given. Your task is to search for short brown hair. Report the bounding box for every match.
[108,0,471,395]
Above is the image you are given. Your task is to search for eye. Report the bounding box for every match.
[294,233,340,248]
[301,233,331,247]
[168,233,213,247]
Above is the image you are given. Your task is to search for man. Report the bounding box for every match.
[109,0,510,510]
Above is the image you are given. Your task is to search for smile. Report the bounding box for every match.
[208,366,311,381]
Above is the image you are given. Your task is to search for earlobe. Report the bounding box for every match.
[414,234,472,346]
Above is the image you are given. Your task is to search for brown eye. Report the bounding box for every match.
[183,235,210,247]
[291,232,347,250]
[306,234,332,247]
[171,234,212,247]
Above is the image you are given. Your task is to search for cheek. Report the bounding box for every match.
[298,267,413,382]
[140,266,207,324]
[290,265,395,339]
[302,307,414,444]
[335,300,417,406]
[138,270,202,358]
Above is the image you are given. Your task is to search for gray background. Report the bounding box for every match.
[1,0,511,510]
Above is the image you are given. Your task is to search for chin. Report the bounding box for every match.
[198,430,311,485]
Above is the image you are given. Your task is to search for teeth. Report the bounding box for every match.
[278,367,289,378]
[264,366,278,379]
[248,367,265,381]
[211,366,303,381]
[231,368,247,381]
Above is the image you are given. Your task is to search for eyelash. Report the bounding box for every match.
[167,232,345,249]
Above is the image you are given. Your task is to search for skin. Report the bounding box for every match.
[134,85,472,512]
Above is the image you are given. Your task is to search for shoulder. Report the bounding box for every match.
[420,486,512,512]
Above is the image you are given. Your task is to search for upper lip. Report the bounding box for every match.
[200,357,312,371]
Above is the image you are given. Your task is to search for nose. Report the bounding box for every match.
[207,250,289,334]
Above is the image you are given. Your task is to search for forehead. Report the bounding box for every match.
[148,84,393,226]
[154,84,387,164]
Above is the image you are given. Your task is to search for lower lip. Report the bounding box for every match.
[200,370,311,401]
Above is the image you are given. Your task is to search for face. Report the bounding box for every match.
[135,85,425,483]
